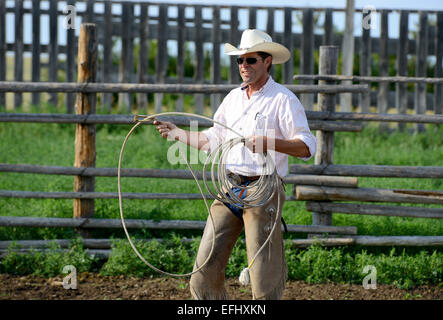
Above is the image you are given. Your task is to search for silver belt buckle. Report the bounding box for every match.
[228,173,242,185]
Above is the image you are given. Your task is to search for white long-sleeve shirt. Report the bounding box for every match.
[202,76,317,177]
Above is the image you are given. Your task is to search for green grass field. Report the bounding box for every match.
[0,110,442,286]
[1,113,442,241]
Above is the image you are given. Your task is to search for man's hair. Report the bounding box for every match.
[257,51,272,73]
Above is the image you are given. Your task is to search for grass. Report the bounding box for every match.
[0,107,442,286]
[0,111,443,240]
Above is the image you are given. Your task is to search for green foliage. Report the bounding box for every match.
[0,238,98,277]
[1,107,443,287]
[1,237,442,289]
[284,244,443,289]
[100,236,196,277]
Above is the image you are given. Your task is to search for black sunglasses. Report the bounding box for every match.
[236,57,260,65]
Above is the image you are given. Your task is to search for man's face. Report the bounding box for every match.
[237,52,270,85]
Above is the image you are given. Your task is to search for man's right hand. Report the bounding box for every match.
[153,120,180,140]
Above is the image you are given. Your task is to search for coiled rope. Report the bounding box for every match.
[117,112,282,284]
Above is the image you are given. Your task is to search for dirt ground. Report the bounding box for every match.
[0,273,441,300]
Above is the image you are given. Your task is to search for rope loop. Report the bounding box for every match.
[118,112,282,280]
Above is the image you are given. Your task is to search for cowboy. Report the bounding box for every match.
[154,29,316,300]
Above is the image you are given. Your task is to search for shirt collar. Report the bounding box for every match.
[240,76,274,95]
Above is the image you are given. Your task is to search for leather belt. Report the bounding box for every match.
[228,173,261,185]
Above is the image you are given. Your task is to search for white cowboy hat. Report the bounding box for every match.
[224,29,290,64]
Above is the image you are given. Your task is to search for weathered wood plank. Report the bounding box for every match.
[283,7,294,85]
[434,12,443,114]
[396,11,409,130]
[290,164,443,178]
[155,3,168,113]
[293,74,443,84]
[229,6,239,84]
[48,0,58,107]
[194,5,204,115]
[0,0,5,109]
[249,7,257,29]
[136,2,149,112]
[118,2,133,112]
[312,46,339,227]
[266,7,275,78]
[340,0,355,113]
[14,0,24,109]
[300,8,314,110]
[351,236,443,246]
[287,238,355,247]
[211,5,221,114]
[2,236,442,254]
[359,9,371,114]
[176,4,185,112]
[415,11,428,132]
[66,0,76,113]
[0,113,361,131]
[0,82,369,94]
[31,0,41,108]
[306,201,443,219]
[0,216,357,235]
[296,185,443,205]
[74,23,97,227]
[323,8,333,45]
[102,0,113,112]
[378,10,389,131]
[0,164,358,187]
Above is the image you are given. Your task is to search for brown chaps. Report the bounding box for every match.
[189,181,287,300]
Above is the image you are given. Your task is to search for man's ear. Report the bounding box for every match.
[265,56,272,72]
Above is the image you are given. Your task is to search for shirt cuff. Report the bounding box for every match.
[294,135,316,161]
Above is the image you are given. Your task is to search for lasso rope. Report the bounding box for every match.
[117,112,282,285]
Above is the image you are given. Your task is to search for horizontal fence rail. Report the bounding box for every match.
[0,112,364,132]
[294,74,443,84]
[0,216,357,235]
[0,164,359,188]
[296,186,443,205]
[306,202,443,219]
[290,164,443,178]
[305,111,443,124]
[0,82,370,94]
[1,235,442,259]
[2,111,443,125]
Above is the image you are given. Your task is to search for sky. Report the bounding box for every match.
[140,0,443,11]
[4,0,443,57]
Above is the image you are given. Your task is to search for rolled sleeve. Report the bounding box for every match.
[278,96,317,161]
[201,100,227,153]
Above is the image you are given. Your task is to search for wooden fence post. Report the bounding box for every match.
[415,11,428,133]
[14,0,24,110]
[31,0,41,109]
[396,11,409,131]
[435,12,443,115]
[359,9,371,114]
[74,23,97,237]
[378,10,389,132]
[340,0,355,113]
[312,45,338,227]
[300,8,314,110]
[0,0,6,109]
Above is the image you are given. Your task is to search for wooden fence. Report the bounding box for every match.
[0,1,442,120]
[0,24,442,256]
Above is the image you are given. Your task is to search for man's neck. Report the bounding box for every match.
[246,75,269,98]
